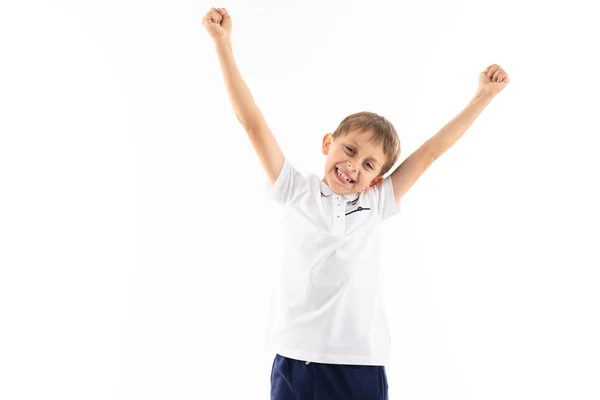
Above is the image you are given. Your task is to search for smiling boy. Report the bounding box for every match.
[203,7,510,399]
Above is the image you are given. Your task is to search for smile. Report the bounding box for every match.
[334,167,354,185]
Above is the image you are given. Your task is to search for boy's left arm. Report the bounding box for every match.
[389,64,510,203]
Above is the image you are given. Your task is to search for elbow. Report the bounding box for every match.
[241,116,266,134]
[426,143,442,162]
[424,138,443,162]
[238,117,253,132]
[239,115,261,133]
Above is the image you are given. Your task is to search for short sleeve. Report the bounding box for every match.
[265,159,308,205]
[368,175,401,220]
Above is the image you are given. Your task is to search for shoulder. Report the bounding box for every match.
[363,175,401,220]
[265,159,316,205]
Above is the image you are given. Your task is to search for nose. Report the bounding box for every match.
[347,162,357,172]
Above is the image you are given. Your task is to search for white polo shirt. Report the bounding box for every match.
[264,158,401,366]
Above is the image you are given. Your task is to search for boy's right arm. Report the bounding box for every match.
[204,8,284,185]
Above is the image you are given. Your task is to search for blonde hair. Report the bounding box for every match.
[332,111,400,176]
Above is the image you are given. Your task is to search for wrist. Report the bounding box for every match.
[475,88,495,103]
[213,36,232,49]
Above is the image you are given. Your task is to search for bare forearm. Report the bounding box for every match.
[213,38,264,130]
[427,90,495,159]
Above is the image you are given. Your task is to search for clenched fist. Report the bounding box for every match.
[479,64,510,97]
[203,7,232,42]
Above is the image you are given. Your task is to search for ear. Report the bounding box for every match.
[322,133,333,155]
[368,176,383,187]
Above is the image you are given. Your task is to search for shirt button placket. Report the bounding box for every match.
[333,196,345,234]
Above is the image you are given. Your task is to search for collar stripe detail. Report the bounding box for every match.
[345,207,370,216]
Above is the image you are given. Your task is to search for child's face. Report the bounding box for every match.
[321,129,387,194]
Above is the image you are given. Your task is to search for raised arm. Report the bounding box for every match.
[389,64,511,203]
[203,8,284,184]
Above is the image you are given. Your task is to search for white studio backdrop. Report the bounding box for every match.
[1,0,599,399]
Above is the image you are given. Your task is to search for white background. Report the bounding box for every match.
[1,0,599,399]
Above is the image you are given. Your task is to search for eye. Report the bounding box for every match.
[366,162,374,170]
[345,146,355,154]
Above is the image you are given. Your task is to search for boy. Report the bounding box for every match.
[203,7,510,399]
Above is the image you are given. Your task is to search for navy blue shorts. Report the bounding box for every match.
[270,354,389,399]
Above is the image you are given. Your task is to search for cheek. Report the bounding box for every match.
[364,171,377,182]
[329,151,344,164]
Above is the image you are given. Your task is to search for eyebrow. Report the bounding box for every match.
[349,140,381,166]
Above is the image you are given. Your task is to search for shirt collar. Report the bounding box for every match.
[320,179,360,204]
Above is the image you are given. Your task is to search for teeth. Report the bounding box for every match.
[337,168,351,182]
